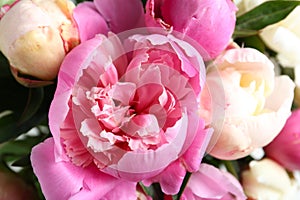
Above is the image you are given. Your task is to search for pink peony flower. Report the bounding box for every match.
[200,48,295,160]
[0,0,79,87]
[31,30,211,197]
[144,0,237,60]
[264,109,300,171]
[181,163,246,200]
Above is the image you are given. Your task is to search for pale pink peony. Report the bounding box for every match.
[144,0,237,60]
[264,109,300,171]
[200,48,295,160]
[31,31,211,197]
[181,163,246,200]
[0,0,79,87]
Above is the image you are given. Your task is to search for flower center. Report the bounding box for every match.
[80,79,180,153]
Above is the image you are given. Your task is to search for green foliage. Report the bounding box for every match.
[235,1,300,38]
[0,51,53,200]
[0,0,16,8]
[0,0,299,199]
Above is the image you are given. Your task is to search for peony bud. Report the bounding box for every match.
[264,109,300,171]
[242,158,299,200]
[0,0,79,87]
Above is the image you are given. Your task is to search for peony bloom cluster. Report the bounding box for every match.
[0,0,293,199]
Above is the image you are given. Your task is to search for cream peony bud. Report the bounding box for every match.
[0,0,79,87]
[242,158,300,200]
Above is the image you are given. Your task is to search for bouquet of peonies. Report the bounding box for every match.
[0,0,300,199]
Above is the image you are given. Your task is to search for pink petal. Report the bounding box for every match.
[143,160,186,195]
[94,0,144,33]
[31,138,84,200]
[109,82,136,105]
[161,0,200,30]
[181,126,213,172]
[49,36,102,159]
[31,138,137,200]
[146,0,237,60]
[73,2,109,42]
[187,164,246,199]
[100,181,137,200]
[102,114,188,181]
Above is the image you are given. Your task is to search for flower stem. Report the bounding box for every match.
[173,171,192,200]
[224,160,239,179]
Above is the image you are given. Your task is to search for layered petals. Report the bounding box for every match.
[200,48,295,159]
[33,30,210,197]
[145,0,237,60]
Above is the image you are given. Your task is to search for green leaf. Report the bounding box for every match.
[11,155,30,167]
[0,76,29,116]
[0,111,16,137]
[18,88,44,124]
[235,35,266,52]
[0,135,44,156]
[0,78,52,142]
[0,87,48,143]
[236,1,300,31]
[139,182,164,200]
[0,0,16,7]
[0,52,10,78]
[233,29,259,38]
